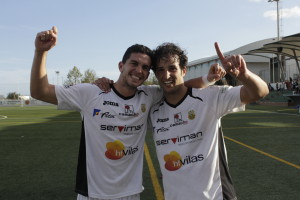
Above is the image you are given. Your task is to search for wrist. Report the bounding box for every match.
[202,75,216,85]
[35,49,48,55]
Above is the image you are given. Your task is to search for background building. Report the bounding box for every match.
[185,34,300,86]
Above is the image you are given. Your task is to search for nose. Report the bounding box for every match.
[163,70,171,79]
[136,65,143,73]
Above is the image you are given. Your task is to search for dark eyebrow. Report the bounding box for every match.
[130,60,138,63]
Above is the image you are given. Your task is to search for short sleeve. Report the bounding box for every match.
[215,85,245,117]
[55,83,101,112]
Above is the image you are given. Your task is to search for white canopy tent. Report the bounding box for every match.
[246,33,300,81]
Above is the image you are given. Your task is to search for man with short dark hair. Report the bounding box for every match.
[150,42,269,200]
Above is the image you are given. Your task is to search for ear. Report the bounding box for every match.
[118,62,123,72]
[182,66,187,77]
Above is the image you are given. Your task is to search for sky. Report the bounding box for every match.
[1,0,300,97]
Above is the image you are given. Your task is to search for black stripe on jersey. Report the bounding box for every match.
[137,89,148,96]
[111,84,136,100]
[152,87,203,111]
[188,87,203,102]
[218,125,237,200]
[164,88,189,108]
[75,119,89,197]
[164,87,203,108]
[152,101,165,114]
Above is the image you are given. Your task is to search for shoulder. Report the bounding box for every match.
[191,85,240,94]
[190,85,220,96]
[60,83,101,91]
[190,85,241,104]
[150,98,165,113]
[56,83,103,97]
[137,85,162,96]
[137,85,160,92]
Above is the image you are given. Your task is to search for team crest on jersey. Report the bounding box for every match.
[188,110,195,120]
[105,140,138,160]
[141,104,146,113]
[164,151,204,171]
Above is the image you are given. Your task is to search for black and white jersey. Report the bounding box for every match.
[55,83,162,199]
[150,86,244,200]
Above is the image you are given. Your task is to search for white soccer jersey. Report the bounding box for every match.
[55,83,162,199]
[150,86,245,200]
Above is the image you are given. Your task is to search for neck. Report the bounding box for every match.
[113,81,137,97]
[164,85,188,105]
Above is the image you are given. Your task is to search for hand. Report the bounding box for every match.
[207,63,226,82]
[214,42,247,79]
[94,77,114,93]
[35,26,58,52]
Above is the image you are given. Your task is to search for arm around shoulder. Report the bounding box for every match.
[184,64,226,88]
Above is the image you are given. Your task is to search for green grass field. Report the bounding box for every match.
[0,105,299,200]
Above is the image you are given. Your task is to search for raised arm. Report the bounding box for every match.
[184,64,226,88]
[30,26,58,104]
[214,42,269,104]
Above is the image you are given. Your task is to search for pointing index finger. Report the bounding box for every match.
[214,42,225,61]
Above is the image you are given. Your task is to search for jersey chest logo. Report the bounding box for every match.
[164,151,204,171]
[105,140,138,160]
[92,109,116,118]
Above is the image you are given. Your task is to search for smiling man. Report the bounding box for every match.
[150,42,269,200]
[31,26,162,200]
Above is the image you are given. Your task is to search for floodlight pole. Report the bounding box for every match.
[268,0,284,82]
[55,71,60,85]
[275,0,280,40]
[268,0,280,40]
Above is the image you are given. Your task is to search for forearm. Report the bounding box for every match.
[239,71,269,104]
[30,50,57,104]
[184,76,215,88]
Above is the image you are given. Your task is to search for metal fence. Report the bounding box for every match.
[0,99,52,107]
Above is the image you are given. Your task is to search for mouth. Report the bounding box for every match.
[130,74,143,82]
[163,80,174,87]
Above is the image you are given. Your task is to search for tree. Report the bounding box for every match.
[6,92,19,99]
[65,66,82,86]
[143,72,158,85]
[82,69,97,83]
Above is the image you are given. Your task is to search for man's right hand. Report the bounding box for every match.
[94,77,114,93]
[35,26,58,52]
